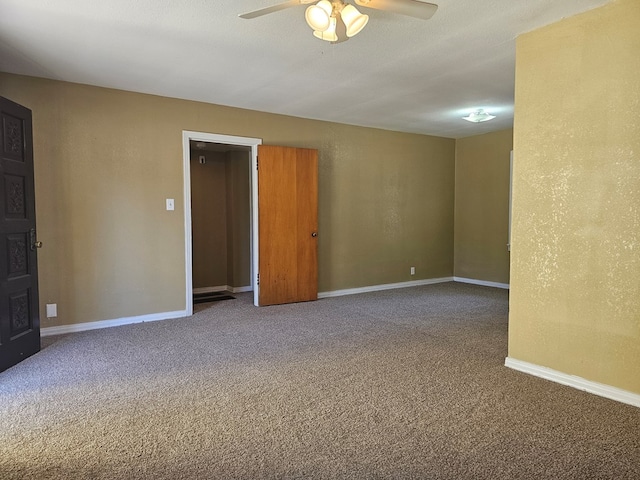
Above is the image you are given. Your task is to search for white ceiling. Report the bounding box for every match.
[0,0,609,138]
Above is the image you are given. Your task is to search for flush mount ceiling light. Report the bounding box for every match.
[239,0,438,45]
[462,109,496,123]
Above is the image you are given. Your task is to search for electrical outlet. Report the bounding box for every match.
[410,266,416,275]
[46,303,57,318]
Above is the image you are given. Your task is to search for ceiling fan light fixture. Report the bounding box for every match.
[305,0,333,32]
[462,109,496,123]
[340,4,369,37]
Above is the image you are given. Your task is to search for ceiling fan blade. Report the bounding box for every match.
[239,0,311,20]
[355,0,438,20]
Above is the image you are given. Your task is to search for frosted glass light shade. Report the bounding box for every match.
[340,4,368,37]
[313,17,338,42]
[305,1,333,31]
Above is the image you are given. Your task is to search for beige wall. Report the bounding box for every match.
[0,73,455,327]
[509,0,640,394]
[190,150,228,289]
[225,151,251,288]
[454,129,512,284]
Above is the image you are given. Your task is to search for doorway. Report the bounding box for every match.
[182,132,261,314]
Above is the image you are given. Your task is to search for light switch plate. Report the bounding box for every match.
[166,198,175,211]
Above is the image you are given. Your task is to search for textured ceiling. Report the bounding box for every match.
[0,0,610,138]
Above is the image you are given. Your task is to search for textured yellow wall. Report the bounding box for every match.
[509,0,640,393]
[0,73,455,327]
[454,129,512,284]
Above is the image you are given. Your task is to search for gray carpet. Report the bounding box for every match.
[1,282,639,479]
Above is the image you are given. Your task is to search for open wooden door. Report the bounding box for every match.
[257,145,318,306]
[0,97,40,372]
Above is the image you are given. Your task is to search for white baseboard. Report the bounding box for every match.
[318,277,454,299]
[505,357,640,408]
[193,285,252,294]
[42,286,254,337]
[41,310,188,337]
[40,279,503,337]
[231,285,252,293]
[193,285,228,294]
[454,277,510,289]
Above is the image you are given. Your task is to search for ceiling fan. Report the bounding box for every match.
[239,0,438,44]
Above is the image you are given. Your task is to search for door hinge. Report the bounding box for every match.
[257,273,260,285]
[256,157,258,170]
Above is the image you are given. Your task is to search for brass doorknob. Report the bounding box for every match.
[29,228,42,250]
[311,232,318,237]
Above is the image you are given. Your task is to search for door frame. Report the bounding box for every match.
[182,131,262,314]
